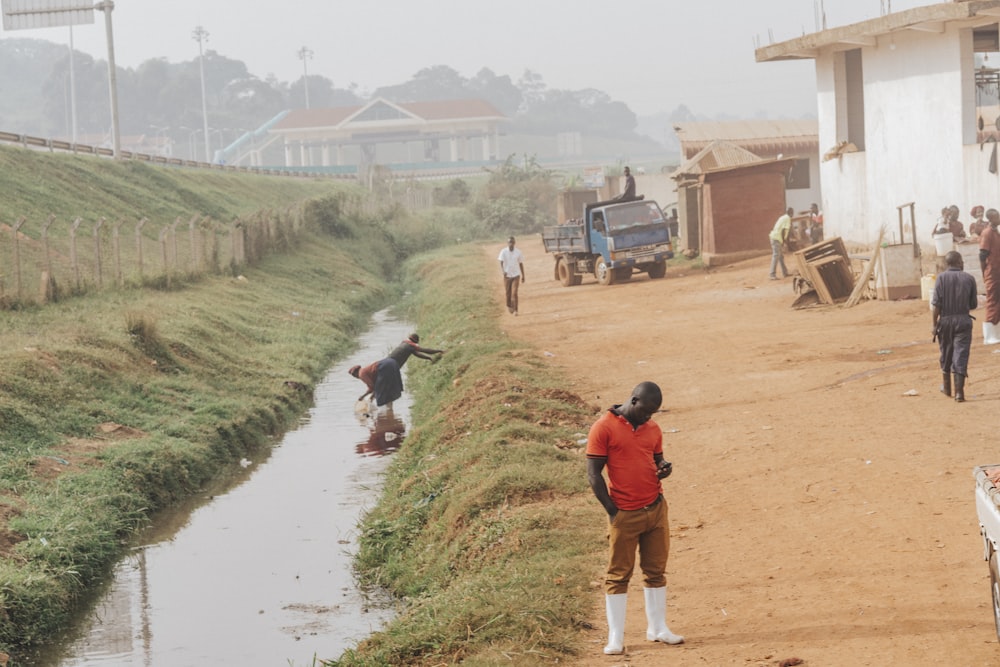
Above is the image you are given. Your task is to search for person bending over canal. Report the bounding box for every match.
[349,333,445,408]
[349,359,401,408]
[586,381,684,655]
[387,333,444,368]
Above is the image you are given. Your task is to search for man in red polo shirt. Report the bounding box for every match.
[586,381,683,655]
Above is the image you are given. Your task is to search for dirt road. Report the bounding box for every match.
[489,238,1000,666]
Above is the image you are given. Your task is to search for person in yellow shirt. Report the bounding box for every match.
[768,207,793,280]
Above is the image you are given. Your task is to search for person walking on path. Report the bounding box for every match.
[932,250,978,402]
[768,207,793,280]
[979,208,1000,344]
[498,236,525,315]
[586,381,684,655]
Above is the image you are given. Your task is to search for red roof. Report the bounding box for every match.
[274,98,505,130]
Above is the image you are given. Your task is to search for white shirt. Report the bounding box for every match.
[498,246,524,277]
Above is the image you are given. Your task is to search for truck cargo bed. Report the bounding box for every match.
[542,223,587,254]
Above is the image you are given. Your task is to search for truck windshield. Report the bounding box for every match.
[606,202,665,232]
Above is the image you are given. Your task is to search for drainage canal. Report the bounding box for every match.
[31,310,411,666]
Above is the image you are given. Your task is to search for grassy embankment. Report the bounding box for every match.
[0,145,477,652]
[335,245,607,666]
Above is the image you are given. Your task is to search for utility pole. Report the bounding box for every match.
[95,1,119,157]
[193,25,210,162]
[298,46,313,109]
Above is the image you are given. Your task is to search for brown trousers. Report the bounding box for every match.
[604,497,670,595]
[504,276,520,313]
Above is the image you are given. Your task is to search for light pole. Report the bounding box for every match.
[297,46,313,109]
[192,25,210,162]
[95,1,120,157]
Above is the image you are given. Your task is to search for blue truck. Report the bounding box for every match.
[541,197,674,286]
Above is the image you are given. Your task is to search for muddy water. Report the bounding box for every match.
[32,311,412,667]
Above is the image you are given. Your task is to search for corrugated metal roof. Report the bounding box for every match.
[670,140,765,179]
[674,120,819,159]
[673,119,818,144]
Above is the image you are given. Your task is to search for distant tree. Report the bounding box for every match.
[0,38,70,133]
[41,51,112,137]
[668,104,698,123]
[469,67,522,116]
[512,88,638,139]
[373,65,469,102]
[516,69,546,114]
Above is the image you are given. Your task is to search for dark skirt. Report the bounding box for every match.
[373,358,403,407]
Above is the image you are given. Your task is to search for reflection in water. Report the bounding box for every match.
[355,406,407,457]
[30,310,412,667]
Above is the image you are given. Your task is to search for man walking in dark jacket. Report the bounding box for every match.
[932,250,978,402]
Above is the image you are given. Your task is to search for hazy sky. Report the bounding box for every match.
[2,0,932,118]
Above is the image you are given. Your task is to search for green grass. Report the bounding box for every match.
[336,245,607,666]
[0,229,398,649]
[0,143,610,661]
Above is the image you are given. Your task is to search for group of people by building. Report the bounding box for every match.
[931,204,996,241]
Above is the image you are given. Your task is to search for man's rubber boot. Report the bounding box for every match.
[643,587,685,645]
[954,373,966,403]
[984,322,1000,345]
[941,373,952,397]
[604,593,627,655]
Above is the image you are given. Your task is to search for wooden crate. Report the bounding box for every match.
[793,237,855,304]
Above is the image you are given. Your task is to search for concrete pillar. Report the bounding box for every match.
[321,144,331,167]
[299,142,308,167]
[284,141,294,167]
[335,144,344,166]
[449,136,459,162]
[481,135,490,161]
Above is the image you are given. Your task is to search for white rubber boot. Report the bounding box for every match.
[985,322,1000,345]
[644,586,684,644]
[603,593,627,655]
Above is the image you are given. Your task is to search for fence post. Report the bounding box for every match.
[136,217,147,282]
[112,219,124,287]
[70,217,82,291]
[159,224,169,288]
[93,217,104,289]
[12,217,25,301]
[171,216,181,273]
[188,214,200,274]
[41,215,54,301]
[42,215,54,284]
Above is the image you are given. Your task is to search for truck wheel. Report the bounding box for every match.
[595,257,616,286]
[557,258,580,287]
[991,548,1000,641]
[647,262,667,279]
[614,267,632,282]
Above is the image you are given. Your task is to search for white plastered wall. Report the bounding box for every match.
[816,25,978,249]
